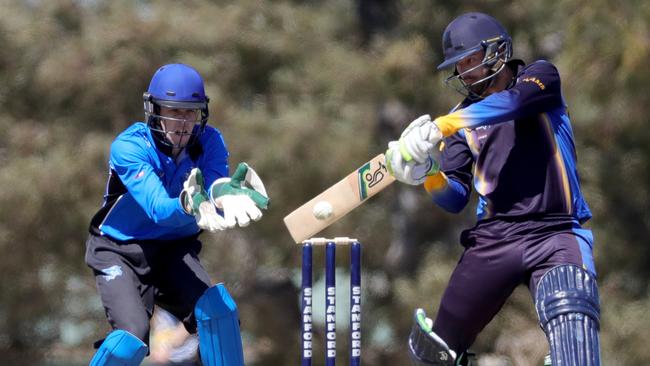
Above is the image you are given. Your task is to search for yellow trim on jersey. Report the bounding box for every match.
[463,128,481,157]
[473,165,490,197]
[541,113,572,213]
[424,172,448,193]
[433,112,465,137]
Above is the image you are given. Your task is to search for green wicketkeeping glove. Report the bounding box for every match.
[209,162,269,228]
[180,168,228,232]
[210,162,269,209]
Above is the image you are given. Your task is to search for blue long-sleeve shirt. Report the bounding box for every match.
[429,60,592,223]
[89,122,229,241]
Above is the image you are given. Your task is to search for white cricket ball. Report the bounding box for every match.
[313,201,334,220]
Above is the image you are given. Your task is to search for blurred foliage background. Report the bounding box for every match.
[0,0,648,365]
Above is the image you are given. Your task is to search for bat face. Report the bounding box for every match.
[283,154,395,243]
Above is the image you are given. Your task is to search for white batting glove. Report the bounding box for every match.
[398,114,443,163]
[386,141,439,186]
[180,168,228,232]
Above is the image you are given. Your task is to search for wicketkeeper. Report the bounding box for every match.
[85,63,269,366]
[385,12,600,366]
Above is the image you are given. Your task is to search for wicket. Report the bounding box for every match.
[301,237,362,366]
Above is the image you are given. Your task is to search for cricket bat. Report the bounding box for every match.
[283,153,395,243]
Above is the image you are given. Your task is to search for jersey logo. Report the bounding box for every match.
[521,77,546,90]
[101,265,123,282]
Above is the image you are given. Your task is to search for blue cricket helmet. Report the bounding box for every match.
[146,63,209,108]
[143,63,210,148]
[437,12,512,70]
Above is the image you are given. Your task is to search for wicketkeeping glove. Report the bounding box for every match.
[209,162,269,228]
[386,141,439,186]
[180,168,228,232]
[399,114,443,163]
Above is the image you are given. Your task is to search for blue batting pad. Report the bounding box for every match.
[536,265,600,365]
[195,283,244,366]
[89,329,147,366]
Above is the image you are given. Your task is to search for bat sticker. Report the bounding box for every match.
[358,161,387,200]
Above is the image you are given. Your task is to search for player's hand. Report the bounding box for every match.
[386,141,439,186]
[210,162,269,227]
[213,195,262,228]
[180,168,228,232]
[398,114,443,163]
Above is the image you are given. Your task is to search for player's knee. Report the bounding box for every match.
[120,317,151,343]
[196,283,240,319]
[195,283,244,366]
[535,265,601,365]
[90,329,148,366]
[535,264,600,326]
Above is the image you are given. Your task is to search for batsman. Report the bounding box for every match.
[385,12,600,365]
[85,63,269,366]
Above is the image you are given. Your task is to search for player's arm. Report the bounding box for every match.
[110,138,192,227]
[435,60,564,136]
[197,128,269,228]
[196,127,230,187]
[198,127,268,209]
[424,132,473,213]
[398,61,564,164]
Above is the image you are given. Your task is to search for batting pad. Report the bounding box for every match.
[195,283,245,366]
[89,329,147,366]
[536,265,600,366]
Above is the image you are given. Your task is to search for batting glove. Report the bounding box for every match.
[386,141,439,186]
[398,114,443,163]
[209,162,269,228]
[180,168,228,232]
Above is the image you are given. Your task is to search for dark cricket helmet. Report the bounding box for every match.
[437,12,512,70]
